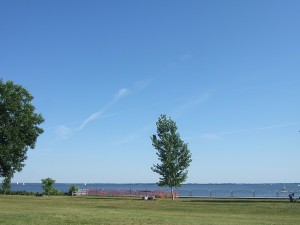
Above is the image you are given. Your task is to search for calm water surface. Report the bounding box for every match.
[10,183,300,197]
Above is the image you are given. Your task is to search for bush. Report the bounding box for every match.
[0,189,36,195]
[68,185,79,196]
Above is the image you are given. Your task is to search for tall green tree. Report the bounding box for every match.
[41,177,57,196]
[0,79,44,191]
[151,114,192,200]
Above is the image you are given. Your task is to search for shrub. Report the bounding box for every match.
[0,189,36,195]
[68,185,79,196]
[41,177,58,196]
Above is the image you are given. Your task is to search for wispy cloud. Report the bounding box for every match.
[115,123,154,145]
[179,53,193,62]
[55,88,131,139]
[199,133,220,140]
[135,79,152,91]
[219,122,298,136]
[55,80,152,140]
[187,122,298,141]
[115,91,214,145]
[257,123,297,130]
[168,53,194,68]
[114,88,131,100]
[55,125,75,140]
[172,90,215,119]
[239,85,266,91]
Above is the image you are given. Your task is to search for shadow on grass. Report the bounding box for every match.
[185,198,292,204]
[76,196,295,205]
[83,196,142,201]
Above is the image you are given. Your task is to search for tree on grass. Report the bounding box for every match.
[0,79,44,191]
[41,178,57,196]
[151,114,192,200]
[68,184,79,196]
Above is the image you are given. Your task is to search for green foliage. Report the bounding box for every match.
[0,79,44,190]
[0,189,37,195]
[151,115,192,200]
[1,177,11,193]
[41,178,57,196]
[68,185,79,196]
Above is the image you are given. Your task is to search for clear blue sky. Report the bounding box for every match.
[1,0,299,183]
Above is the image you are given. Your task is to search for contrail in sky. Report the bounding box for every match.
[185,122,298,141]
[56,88,131,139]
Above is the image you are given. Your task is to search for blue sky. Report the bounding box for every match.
[1,0,300,183]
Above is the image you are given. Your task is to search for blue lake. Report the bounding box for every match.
[10,183,300,197]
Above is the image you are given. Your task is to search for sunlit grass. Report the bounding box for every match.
[0,195,299,225]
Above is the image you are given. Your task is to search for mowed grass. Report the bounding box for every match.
[0,195,300,225]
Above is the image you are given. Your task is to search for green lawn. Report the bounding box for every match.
[0,195,299,225]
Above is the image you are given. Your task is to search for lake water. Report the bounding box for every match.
[10,183,300,198]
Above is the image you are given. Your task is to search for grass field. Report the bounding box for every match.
[0,195,300,225]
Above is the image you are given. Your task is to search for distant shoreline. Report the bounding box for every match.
[11,182,300,185]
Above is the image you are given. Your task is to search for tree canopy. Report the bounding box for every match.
[0,79,44,190]
[151,114,192,200]
[41,177,57,195]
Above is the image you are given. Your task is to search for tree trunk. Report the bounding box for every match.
[171,187,175,200]
[2,176,12,192]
